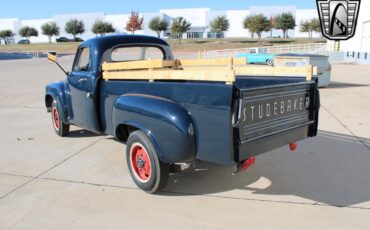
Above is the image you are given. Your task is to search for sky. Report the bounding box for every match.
[1,0,317,19]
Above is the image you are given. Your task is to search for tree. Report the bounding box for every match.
[0,30,15,45]
[171,17,191,44]
[65,19,85,41]
[149,17,168,38]
[209,16,230,40]
[269,16,276,38]
[18,26,38,40]
[300,18,321,39]
[275,12,296,38]
[92,20,115,36]
[41,22,60,43]
[126,11,144,34]
[243,14,271,40]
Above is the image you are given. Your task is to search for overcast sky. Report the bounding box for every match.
[1,0,317,19]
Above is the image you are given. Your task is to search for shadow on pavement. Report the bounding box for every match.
[327,81,369,89]
[68,129,105,138]
[163,130,370,208]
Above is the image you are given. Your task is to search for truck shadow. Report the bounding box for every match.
[163,130,370,208]
[68,129,105,138]
[326,81,369,89]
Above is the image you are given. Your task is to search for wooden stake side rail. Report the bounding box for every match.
[102,58,317,83]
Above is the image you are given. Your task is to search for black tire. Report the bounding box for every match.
[51,101,70,137]
[266,59,273,66]
[126,130,170,193]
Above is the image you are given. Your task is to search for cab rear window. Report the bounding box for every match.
[111,46,164,62]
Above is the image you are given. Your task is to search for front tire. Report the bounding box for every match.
[126,130,170,193]
[51,101,70,137]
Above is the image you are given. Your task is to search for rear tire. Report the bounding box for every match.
[51,101,70,137]
[126,130,170,193]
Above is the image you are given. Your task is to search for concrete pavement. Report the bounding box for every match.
[0,58,369,229]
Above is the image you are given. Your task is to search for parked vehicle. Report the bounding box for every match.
[56,37,71,42]
[237,48,276,66]
[45,35,320,193]
[17,39,30,44]
[73,37,84,42]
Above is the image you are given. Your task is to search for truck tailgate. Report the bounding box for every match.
[236,80,319,160]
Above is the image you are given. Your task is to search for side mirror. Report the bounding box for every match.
[47,51,69,76]
[48,51,57,62]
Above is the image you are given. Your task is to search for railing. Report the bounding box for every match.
[204,43,328,58]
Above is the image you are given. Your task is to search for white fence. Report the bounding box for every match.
[204,43,327,58]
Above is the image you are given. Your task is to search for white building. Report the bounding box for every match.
[0,6,321,44]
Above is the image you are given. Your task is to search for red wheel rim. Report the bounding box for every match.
[52,107,60,130]
[130,143,151,182]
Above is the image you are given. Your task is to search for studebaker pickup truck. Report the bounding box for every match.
[45,35,320,193]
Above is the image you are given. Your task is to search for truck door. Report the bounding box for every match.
[67,46,91,129]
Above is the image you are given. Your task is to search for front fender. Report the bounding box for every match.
[112,94,195,163]
[45,81,70,123]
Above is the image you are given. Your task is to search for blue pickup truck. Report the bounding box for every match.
[237,48,276,65]
[45,35,320,193]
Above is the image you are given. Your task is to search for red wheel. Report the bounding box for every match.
[126,130,169,193]
[130,143,152,183]
[52,107,60,130]
[50,101,70,137]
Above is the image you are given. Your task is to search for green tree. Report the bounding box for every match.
[300,18,321,39]
[126,11,144,34]
[41,22,60,43]
[171,17,191,44]
[275,12,296,38]
[18,26,38,40]
[269,16,276,38]
[149,17,168,38]
[65,19,85,41]
[0,30,15,45]
[210,16,230,40]
[243,14,271,40]
[92,20,115,36]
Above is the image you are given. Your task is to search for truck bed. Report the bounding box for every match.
[100,74,319,165]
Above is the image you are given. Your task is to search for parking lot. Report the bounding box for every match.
[0,57,369,229]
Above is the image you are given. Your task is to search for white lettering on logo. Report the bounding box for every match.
[305,97,310,109]
[243,107,247,122]
[300,98,304,110]
[250,106,255,121]
[287,100,292,112]
[258,105,263,119]
[280,101,285,114]
[274,102,278,115]
[294,99,298,110]
[266,103,271,117]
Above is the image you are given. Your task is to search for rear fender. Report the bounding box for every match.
[112,94,195,163]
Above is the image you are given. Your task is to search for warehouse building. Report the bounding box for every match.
[0,6,320,44]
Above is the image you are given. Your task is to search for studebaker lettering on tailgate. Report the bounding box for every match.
[242,95,310,122]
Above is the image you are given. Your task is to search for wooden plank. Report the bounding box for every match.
[102,60,176,71]
[179,57,246,66]
[180,66,317,80]
[103,69,236,82]
[233,65,317,80]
